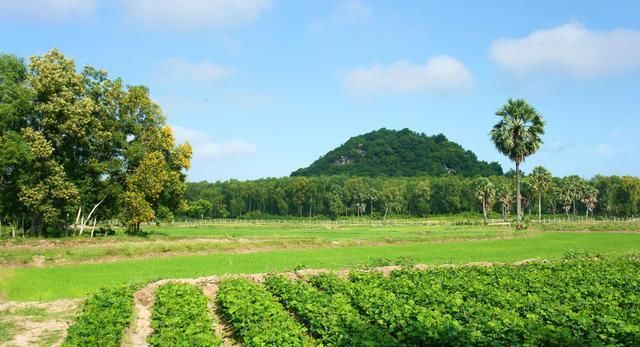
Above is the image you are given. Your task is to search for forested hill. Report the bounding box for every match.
[291,128,503,177]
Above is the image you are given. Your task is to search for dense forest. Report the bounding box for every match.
[0,50,190,236]
[291,128,503,177]
[184,174,640,220]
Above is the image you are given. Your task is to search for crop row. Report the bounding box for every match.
[308,272,466,345]
[64,256,640,346]
[378,258,640,345]
[149,283,221,347]
[264,275,396,346]
[63,284,140,347]
[216,278,316,346]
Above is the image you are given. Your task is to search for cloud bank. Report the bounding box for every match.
[489,22,640,78]
[0,0,97,20]
[120,0,272,30]
[160,58,235,83]
[172,126,256,160]
[311,0,372,32]
[344,55,473,95]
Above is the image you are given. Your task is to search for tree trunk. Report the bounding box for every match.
[538,193,542,222]
[90,217,97,238]
[516,162,522,221]
[482,200,488,224]
[384,206,389,220]
[79,198,105,236]
[73,206,82,235]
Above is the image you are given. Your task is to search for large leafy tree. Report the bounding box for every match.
[0,49,191,236]
[490,99,545,221]
[530,166,552,222]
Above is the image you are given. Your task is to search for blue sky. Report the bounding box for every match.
[2,0,639,181]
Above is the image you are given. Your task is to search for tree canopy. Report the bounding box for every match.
[490,99,545,221]
[0,50,191,236]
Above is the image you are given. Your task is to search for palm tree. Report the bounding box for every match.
[530,166,552,222]
[474,177,496,224]
[490,99,545,221]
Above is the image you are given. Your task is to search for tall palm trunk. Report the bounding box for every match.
[516,162,522,221]
[482,199,488,224]
[538,193,542,222]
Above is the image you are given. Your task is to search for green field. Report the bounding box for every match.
[1,224,639,301]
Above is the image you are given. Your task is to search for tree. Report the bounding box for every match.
[408,180,431,216]
[490,99,545,221]
[474,177,495,224]
[581,185,598,218]
[496,181,513,221]
[380,181,404,219]
[326,192,344,220]
[530,166,552,222]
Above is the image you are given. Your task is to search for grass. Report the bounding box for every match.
[0,224,519,266]
[1,231,639,301]
[0,321,15,343]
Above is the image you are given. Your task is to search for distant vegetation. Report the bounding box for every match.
[185,174,640,220]
[291,128,503,177]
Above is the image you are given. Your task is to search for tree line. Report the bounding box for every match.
[0,49,190,237]
[183,173,640,221]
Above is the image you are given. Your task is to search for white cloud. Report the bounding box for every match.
[489,22,640,78]
[311,0,372,32]
[0,0,96,20]
[542,141,572,153]
[344,55,473,94]
[172,126,256,160]
[160,58,234,83]
[120,0,271,30]
[596,144,625,156]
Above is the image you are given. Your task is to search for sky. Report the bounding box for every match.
[1,0,639,182]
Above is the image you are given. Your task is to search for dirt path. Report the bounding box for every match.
[121,284,159,347]
[0,299,82,347]
[202,283,241,347]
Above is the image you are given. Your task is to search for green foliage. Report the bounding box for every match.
[309,273,467,345]
[149,283,221,347]
[0,49,191,237]
[292,128,503,177]
[63,284,139,347]
[306,258,640,345]
[264,275,396,346]
[491,99,545,220]
[383,259,640,345]
[217,278,316,346]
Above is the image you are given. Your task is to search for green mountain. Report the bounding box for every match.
[291,128,503,177]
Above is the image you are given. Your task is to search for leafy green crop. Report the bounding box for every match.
[217,278,316,346]
[309,273,467,345]
[63,284,139,347]
[361,258,640,345]
[264,275,396,346]
[148,283,221,347]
